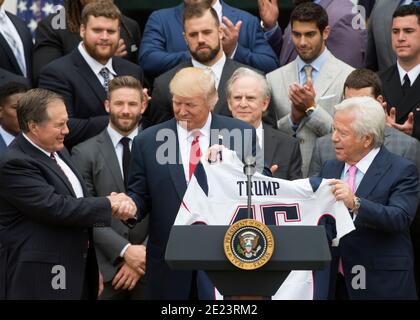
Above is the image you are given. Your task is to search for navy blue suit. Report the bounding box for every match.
[138,1,279,79]
[0,134,7,156]
[315,147,418,299]
[128,114,259,299]
[38,49,144,149]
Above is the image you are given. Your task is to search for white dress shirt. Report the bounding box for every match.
[177,113,212,183]
[397,62,420,87]
[78,42,117,87]
[0,125,16,146]
[107,125,139,178]
[22,133,84,198]
[192,53,226,89]
[0,7,26,76]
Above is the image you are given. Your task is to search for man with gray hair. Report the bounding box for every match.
[317,96,418,299]
[227,67,302,179]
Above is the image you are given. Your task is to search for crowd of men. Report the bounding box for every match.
[0,0,420,300]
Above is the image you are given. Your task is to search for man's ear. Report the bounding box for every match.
[104,99,110,114]
[80,24,86,39]
[322,25,331,41]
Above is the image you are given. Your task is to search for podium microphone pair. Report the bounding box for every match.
[243,156,256,220]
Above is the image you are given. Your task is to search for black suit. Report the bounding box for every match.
[38,48,144,149]
[263,123,302,180]
[33,13,141,82]
[0,11,33,82]
[0,67,29,87]
[0,134,112,299]
[379,65,420,141]
[143,59,277,128]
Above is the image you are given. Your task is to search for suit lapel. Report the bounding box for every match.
[399,74,420,121]
[167,119,187,200]
[71,50,107,103]
[98,130,125,191]
[7,12,31,72]
[0,33,22,75]
[314,54,339,98]
[262,124,276,166]
[0,134,7,153]
[57,149,89,196]
[356,147,390,198]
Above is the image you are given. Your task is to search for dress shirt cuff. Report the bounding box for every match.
[262,22,279,40]
[120,243,131,258]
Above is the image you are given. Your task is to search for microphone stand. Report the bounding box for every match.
[243,157,256,220]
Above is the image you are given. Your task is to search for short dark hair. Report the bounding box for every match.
[393,4,420,25]
[343,69,383,98]
[290,2,328,33]
[81,0,121,26]
[183,1,219,27]
[108,76,143,100]
[17,89,64,133]
[0,82,29,106]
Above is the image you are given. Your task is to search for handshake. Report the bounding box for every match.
[107,192,137,221]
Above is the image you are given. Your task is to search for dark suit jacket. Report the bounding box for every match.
[138,1,279,80]
[128,114,260,299]
[380,65,420,141]
[268,0,367,68]
[0,67,29,87]
[71,129,149,283]
[0,134,6,156]
[38,48,144,149]
[0,134,112,299]
[0,11,33,82]
[33,14,141,82]
[316,147,418,299]
[143,59,277,128]
[263,123,302,180]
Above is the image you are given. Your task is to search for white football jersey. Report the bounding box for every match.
[174,149,355,299]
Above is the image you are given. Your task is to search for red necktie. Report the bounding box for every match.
[189,134,202,181]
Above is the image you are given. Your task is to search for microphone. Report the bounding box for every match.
[243,156,256,177]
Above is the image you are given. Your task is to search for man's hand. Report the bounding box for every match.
[288,81,316,113]
[258,0,279,30]
[270,164,278,175]
[98,271,104,298]
[123,244,146,274]
[221,16,242,57]
[114,38,128,58]
[112,263,143,291]
[207,144,225,164]
[107,192,137,221]
[329,179,355,210]
[142,88,151,112]
[385,106,414,136]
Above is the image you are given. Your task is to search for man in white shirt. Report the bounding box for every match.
[72,76,148,300]
[38,1,144,149]
[379,4,420,141]
[0,81,29,156]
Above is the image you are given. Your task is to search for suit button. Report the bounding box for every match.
[83,252,88,259]
[299,138,305,144]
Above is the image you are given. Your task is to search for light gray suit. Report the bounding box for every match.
[266,52,354,177]
[308,126,420,178]
[71,129,149,299]
[365,0,400,72]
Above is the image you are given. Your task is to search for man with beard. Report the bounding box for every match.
[143,1,277,128]
[266,2,353,177]
[38,1,144,149]
[72,76,149,300]
[258,0,367,68]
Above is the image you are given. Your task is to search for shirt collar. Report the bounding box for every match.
[344,147,381,176]
[0,125,16,146]
[212,0,223,23]
[296,47,330,74]
[177,112,212,143]
[191,53,226,87]
[397,62,420,86]
[22,132,53,157]
[107,124,139,149]
[78,42,116,76]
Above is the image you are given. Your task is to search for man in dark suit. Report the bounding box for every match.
[33,0,141,82]
[127,67,263,299]
[0,88,136,299]
[379,5,420,142]
[309,68,420,177]
[258,0,367,68]
[316,96,418,299]
[139,0,279,80]
[72,76,148,300]
[0,0,33,82]
[0,82,29,156]
[144,2,276,129]
[226,67,302,180]
[38,1,144,149]
[0,67,29,87]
